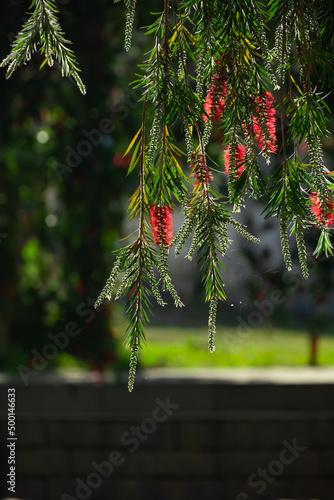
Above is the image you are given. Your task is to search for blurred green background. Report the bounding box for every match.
[0,0,146,373]
[1,0,334,377]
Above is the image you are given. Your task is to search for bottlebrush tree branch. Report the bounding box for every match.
[94,94,184,392]
[101,0,333,389]
[4,0,334,391]
[1,0,86,94]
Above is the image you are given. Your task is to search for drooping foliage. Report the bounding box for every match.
[3,0,334,390]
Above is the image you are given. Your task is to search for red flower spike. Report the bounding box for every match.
[189,153,213,187]
[252,91,277,154]
[309,191,334,228]
[224,145,246,178]
[149,205,173,248]
[203,72,228,123]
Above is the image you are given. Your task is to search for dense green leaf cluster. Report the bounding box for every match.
[115,0,333,389]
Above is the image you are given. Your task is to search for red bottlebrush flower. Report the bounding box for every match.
[203,72,228,123]
[149,205,173,248]
[224,145,246,178]
[189,153,213,187]
[309,191,334,228]
[252,91,277,154]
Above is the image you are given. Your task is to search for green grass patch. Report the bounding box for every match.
[115,326,334,368]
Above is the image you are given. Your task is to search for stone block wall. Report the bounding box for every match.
[0,368,333,500]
